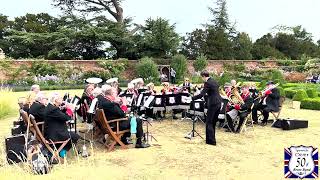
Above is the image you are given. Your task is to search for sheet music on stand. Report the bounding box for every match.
[136,93,144,107]
[179,93,192,110]
[153,95,165,113]
[143,95,155,108]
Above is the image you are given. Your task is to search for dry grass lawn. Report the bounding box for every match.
[0,90,319,180]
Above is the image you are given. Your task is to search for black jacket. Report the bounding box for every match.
[240,94,254,112]
[29,101,45,122]
[97,95,125,120]
[192,77,222,106]
[44,103,72,141]
[266,88,280,112]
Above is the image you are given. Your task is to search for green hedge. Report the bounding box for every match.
[301,98,320,110]
[292,90,308,101]
[284,88,297,99]
[306,89,318,98]
[278,87,285,97]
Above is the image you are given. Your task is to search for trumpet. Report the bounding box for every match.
[255,83,279,100]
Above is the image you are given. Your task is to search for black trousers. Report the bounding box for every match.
[64,132,80,151]
[206,104,221,145]
[119,118,144,144]
[226,112,249,132]
[252,103,270,123]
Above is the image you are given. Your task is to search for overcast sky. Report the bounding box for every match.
[1,0,320,41]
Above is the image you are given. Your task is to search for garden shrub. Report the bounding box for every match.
[171,54,188,81]
[98,60,126,77]
[284,88,297,99]
[30,61,58,76]
[292,90,308,101]
[193,54,208,72]
[277,87,285,97]
[136,57,159,83]
[301,98,320,110]
[306,89,318,98]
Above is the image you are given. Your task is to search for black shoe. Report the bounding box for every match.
[173,115,178,120]
[261,122,267,126]
[253,121,258,125]
[135,143,151,148]
[206,142,216,146]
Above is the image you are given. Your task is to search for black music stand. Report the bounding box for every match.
[140,115,157,144]
[165,94,180,112]
[179,93,192,121]
[185,100,204,139]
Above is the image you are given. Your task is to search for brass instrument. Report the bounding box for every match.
[230,85,244,105]
[255,83,280,101]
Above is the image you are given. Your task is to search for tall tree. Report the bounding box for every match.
[53,0,124,23]
[140,17,180,58]
[181,29,207,59]
[233,32,253,60]
[205,0,236,59]
[208,0,236,37]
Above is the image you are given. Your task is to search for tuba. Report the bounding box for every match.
[230,85,244,105]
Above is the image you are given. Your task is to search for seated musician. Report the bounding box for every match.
[181,78,193,93]
[252,81,280,125]
[146,83,156,94]
[29,93,48,123]
[226,85,253,133]
[231,79,241,93]
[97,85,150,148]
[124,83,139,98]
[248,83,259,99]
[24,84,41,112]
[224,83,232,97]
[78,84,95,123]
[106,78,122,95]
[44,93,80,154]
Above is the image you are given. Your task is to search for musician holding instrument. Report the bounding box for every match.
[29,93,48,123]
[192,70,222,146]
[44,93,80,153]
[78,84,95,123]
[226,85,254,133]
[146,83,156,95]
[181,78,193,93]
[97,85,150,148]
[252,81,280,125]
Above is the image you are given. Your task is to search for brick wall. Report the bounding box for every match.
[0,59,294,82]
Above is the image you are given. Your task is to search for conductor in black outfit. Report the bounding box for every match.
[192,70,222,145]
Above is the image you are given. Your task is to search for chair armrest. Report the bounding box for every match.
[47,138,70,144]
[107,118,128,123]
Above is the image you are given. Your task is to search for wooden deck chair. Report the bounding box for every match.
[29,114,70,164]
[20,109,45,134]
[239,104,255,133]
[270,96,286,126]
[96,109,130,152]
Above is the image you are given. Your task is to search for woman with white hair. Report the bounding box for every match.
[25,84,41,111]
[44,93,80,155]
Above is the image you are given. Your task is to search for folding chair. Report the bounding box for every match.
[96,109,130,152]
[218,98,230,129]
[29,114,70,164]
[270,96,286,126]
[239,104,255,133]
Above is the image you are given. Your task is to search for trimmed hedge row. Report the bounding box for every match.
[301,98,320,110]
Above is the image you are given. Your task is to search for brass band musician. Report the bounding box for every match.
[252,81,280,125]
